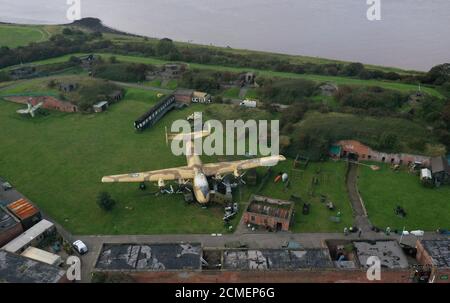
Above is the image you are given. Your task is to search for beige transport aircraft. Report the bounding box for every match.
[102,128,286,204]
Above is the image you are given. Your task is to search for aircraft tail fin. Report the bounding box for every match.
[165,123,211,145]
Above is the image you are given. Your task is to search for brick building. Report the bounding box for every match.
[331,140,431,167]
[0,206,23,247]
[174,89,194,104]
[243,195,294,231]
[0,250,67,283]
[5,96,78,113]
[430,156,450,186]
[416,239,450,283]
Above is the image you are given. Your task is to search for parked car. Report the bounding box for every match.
[72,240,88,255]
[239,100,257,108]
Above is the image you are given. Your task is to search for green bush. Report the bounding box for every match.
[97,191,116,211]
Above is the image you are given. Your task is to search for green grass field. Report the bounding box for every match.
[248,160,353,232]
[0,77,59,97]
[222,87,240,99]
[0,85,354,234]
[0,89,232,235]
[358,163,450,231]
[0,24,50,48]
[3,52,442,98]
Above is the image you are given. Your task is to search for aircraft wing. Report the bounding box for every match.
[16,109,29,114]
[31,102,43,111]
[202,155,286,177]
[102,166,195,183]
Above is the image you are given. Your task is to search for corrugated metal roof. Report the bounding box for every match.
[7,198,39,220]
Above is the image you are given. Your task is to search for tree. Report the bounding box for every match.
[97,192,116,211]
[62,28,73,35]
[156,38,178,57]
[69,56,81,65]
[0,71,11,82]
[109,56,117,64]
[423,63,450,85]
[344,62,365,77]
[378,133,398,151]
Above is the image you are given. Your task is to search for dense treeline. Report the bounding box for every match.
[257,79,317,104]
[334,86,409,111]
[92,57,152,82]
[179,69,227,92]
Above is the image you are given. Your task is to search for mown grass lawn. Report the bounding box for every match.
[0,25,50,48]
[0,85,354,234]
[358,163,450,231]
[245,160,353,232]
[244,89,259,100]
[0,89,233,235]
[222,87,240,99]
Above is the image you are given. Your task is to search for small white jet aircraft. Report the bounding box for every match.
[16,101,44,118]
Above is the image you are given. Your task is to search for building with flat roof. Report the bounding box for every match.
[243,195,295,232]
[0,250,66,283]
[354,241,409,269]
[0,206,23,247]
[192,91,212,103]
[21,247,62,266]
[7,198,41,229]
[1,219,55,254]
[416,239,450,283]
[96,243,202,271]
[417,240,450,268]
[430,156,450,186]
[174,89,194,104]
[223,249,333,270]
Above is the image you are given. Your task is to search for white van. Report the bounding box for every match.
[239,100,257,108]
[73,240,88,255]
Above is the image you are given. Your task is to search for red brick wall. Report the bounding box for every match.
[174,95,192,104]
[126,269,412,283]
[416,241,450,283]
[5,96,78,113]
[337,140,430,166]
[243,212,290,231]
[0,223,23,247]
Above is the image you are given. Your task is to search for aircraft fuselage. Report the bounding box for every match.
[188,149,210,204]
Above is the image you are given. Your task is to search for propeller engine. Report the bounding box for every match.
[157,178,165,188]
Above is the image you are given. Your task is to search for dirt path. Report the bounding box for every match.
[346,162,372,232]
[238,87,248,99]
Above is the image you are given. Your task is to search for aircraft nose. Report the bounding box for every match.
[196,193,210,204]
